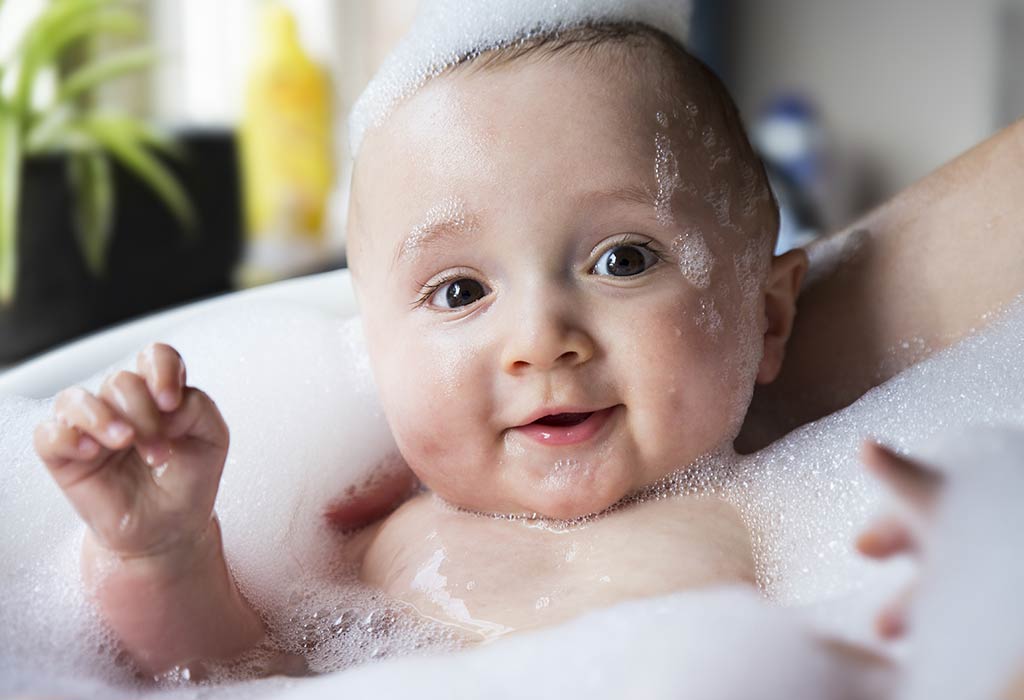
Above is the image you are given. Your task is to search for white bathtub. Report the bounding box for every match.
[0,270,359,399]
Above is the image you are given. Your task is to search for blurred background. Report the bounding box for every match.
[0,0,1022,365]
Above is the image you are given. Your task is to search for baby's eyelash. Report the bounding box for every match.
[603,235,669,262]
[412,273,460,308]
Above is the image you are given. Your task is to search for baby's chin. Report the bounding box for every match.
[434,472,634,522]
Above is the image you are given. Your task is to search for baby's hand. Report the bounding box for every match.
[34,343,228,561]
[856,441,943,639]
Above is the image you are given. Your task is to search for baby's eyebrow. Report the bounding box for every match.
[393,198,479,268]
[579,183,655,208]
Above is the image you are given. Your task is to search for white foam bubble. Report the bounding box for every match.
[348,0,693,156]
[402,196,475,262]
[670,226,712,289]
[653,132,683,227]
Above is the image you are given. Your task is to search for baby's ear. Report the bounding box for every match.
[755,248,808,385]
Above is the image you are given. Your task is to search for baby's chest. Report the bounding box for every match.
[358,496,753,640]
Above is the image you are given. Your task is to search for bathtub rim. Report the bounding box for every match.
[0,269,358,399]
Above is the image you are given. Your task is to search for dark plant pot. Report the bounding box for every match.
[0,128,243,364]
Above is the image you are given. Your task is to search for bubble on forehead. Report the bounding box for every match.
[702,125,733,171]
[738,161,772,220]
[348,0,694,156]
[653,132,683,227]
[402,196,476,262]
[703,181,737,233]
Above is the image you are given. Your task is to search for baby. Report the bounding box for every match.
[33,18,888,680]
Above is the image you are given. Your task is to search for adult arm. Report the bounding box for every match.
[739,117,1024,451]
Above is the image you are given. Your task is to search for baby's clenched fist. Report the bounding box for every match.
[34,343,229,561]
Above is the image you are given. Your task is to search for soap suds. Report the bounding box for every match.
[670,227,713,289]
[348,0,693,156]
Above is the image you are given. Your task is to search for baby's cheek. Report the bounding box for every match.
[385,352,478,456]
[658,327,739,438]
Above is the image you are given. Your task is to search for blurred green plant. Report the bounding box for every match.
[0,0,194,305]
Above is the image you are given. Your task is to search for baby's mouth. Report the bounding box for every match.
[531,412,593,427]
[512,406,618,446]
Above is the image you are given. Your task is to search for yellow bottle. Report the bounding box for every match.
[240,4,334,244]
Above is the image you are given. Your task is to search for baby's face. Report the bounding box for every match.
[350,51,777,519]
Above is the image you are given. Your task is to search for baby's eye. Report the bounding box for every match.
[592,244,660,277]
[429,278,490,309]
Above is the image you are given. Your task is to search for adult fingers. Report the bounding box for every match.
[861,441,942,515]
[876,587,914,640]
[856,514,917,559]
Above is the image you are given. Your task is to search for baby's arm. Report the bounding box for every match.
[33,344,264,675]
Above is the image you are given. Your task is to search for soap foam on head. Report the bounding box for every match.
[653,132,683,227]
[348,0,693,157]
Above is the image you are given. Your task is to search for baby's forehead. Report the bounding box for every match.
[350,46,769,260]
[358,53,732,196]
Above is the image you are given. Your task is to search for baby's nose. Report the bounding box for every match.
[500,312,595,374]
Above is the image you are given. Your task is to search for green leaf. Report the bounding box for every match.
[74,116,195,233]
[56,45,157,105]
[14,7,141,117]
[0,104,22,305]
[67,150,114,275]
[0,0,7,85]
[24,103,75,154]
[106,116,183,159]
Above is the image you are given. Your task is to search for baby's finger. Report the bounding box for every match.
[163,387,229,449]
[33,420,115,494]
[861,441,942,514]
[99,371,164,440]
[54,387,134,451]
[33,419,103,466]
[137,343,187,412]
[856,514,917,559]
